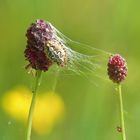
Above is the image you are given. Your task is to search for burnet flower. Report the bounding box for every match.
[107,54,128,140]
[107,54,128,83]
[24,19,76,140]
[24,19,68,72]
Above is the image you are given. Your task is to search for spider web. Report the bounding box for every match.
[45,23,112,87]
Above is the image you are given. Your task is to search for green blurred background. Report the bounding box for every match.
[0,0,140,140]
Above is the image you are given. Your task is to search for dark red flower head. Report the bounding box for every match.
[24,19,54,71]
[107,54,128,84]
[25,19,68,71]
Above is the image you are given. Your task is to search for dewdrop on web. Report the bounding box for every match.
[24,19,111,81]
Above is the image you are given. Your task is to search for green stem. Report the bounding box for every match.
[118,84,126,140]
[26,70,42,140]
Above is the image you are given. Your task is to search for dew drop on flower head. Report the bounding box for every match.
[24,19,111,82]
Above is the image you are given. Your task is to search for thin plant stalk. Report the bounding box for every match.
[26,70,42,140]
[118,84,126,140]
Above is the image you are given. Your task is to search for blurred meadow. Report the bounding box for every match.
[0,0,140,140]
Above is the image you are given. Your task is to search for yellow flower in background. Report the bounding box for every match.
[33,92,65,134]
[1,86,65,135]
[2,87,31,121]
